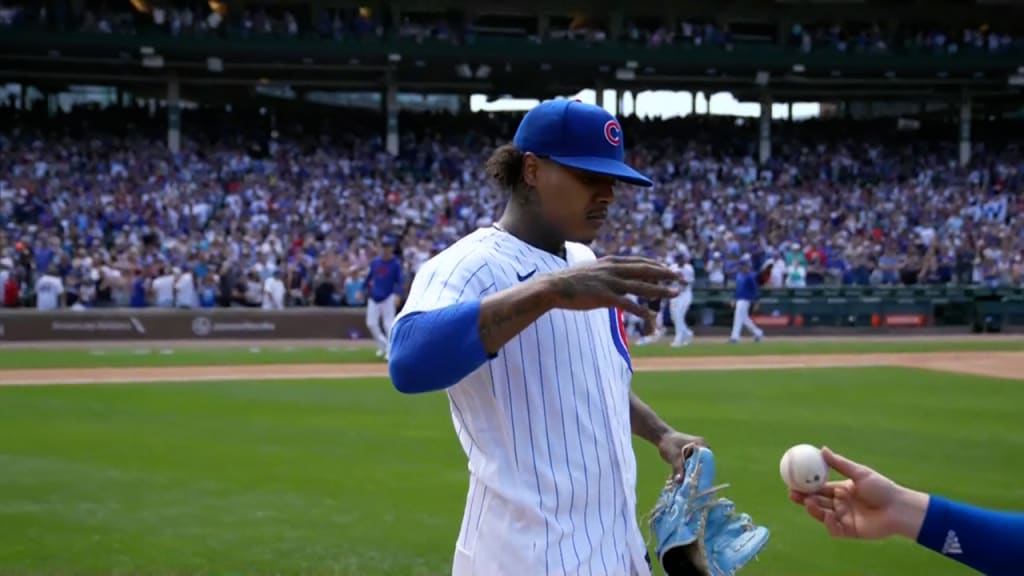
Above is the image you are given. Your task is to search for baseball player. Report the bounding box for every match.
[388,100,707,576]
[621,293,648,341]
[635,297,662,346]
[669,251,695,347]
[365,242,403,358]
[729,254,764,343]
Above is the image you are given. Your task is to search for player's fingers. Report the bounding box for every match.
[816,481,845,498]
[616,279,679,299]
[606,255,663,267]
[804,499,828,524]
[671,448,687,483]
[610,262,679,282]
[834,497,850,520]
[788,490,807,505]
[615,297,651,319]
[821,446,871,481]
[832,483,855,503]
[684,438,708,453]
[806,494,835,511]
[823,510,844,538]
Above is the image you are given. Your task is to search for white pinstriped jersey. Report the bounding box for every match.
[396,226,650,576]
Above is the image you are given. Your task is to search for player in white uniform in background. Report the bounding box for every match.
[621,293,647,340]
[636,246,669,346]
[635,302,662,345]
[669,250,695,347]
[387,100,708,576]
[650,247,673,342]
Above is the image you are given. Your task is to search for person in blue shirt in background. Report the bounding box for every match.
[130,268,148,308]
[790,447,1024,576]
[198,275,218,308]
[344,270,367,307]
[364,241,403,359]
[729,253,765,343]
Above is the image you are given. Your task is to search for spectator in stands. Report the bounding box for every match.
[175,265,198,309]
[1011,255,1024,286]
[344,267,368,307]
[313,270,340,307]
[878,241,904,285]
[198,275,218,308]
[764,250,787,288]
[34,265,64,310]
[706,252,726,286]
[262,268,286,310]
[787,248,809,288]
[151,267,176,308]
[129,268,147,308]
[2,267,19,307]
[0,257,11,306]
[243,270,262,307]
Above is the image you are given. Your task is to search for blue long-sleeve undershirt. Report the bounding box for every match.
[917,494,1024,576]
[388,300,496,394]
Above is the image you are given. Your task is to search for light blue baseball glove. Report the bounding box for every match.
[646,446,770,576]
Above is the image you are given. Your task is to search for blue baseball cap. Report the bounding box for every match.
[512,99,653,187]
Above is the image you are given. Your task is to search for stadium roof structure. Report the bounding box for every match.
[2,0,1024,104]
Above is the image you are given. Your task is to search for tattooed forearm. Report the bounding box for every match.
[630,390,673,446]
[478,280,558,355]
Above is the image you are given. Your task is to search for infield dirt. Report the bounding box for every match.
[0,351,1020,386]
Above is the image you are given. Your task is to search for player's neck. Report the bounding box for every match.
[496,206,566,259]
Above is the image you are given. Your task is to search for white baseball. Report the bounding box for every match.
[780,444,829,494]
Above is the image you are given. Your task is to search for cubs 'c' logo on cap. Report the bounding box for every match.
[604,120,622,146]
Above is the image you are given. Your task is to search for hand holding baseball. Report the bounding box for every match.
[788,447,929,541]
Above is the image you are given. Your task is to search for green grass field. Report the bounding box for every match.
[1,355,1023,575]
[2,337,1023,369]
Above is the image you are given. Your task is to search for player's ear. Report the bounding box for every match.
[521,153,540,188]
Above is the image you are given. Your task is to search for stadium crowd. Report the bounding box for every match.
[1,103,1023,310]
[2,1,1021,56]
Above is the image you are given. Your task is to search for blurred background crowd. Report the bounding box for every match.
[1,0,1021,55]
[2,100,1022,310]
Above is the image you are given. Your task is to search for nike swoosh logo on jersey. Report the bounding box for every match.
[517,269,537,282]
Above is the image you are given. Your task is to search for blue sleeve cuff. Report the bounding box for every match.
[917,494,951,549]
[918,494,1024,576]
[388,300,496,394]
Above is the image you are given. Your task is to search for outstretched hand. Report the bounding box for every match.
[788,447,929,541]
[545,256,681,321]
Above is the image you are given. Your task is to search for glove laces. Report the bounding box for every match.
[643,478,733,542]
[681,482,733,524]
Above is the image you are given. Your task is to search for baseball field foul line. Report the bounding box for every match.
[0,351,1021,386]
